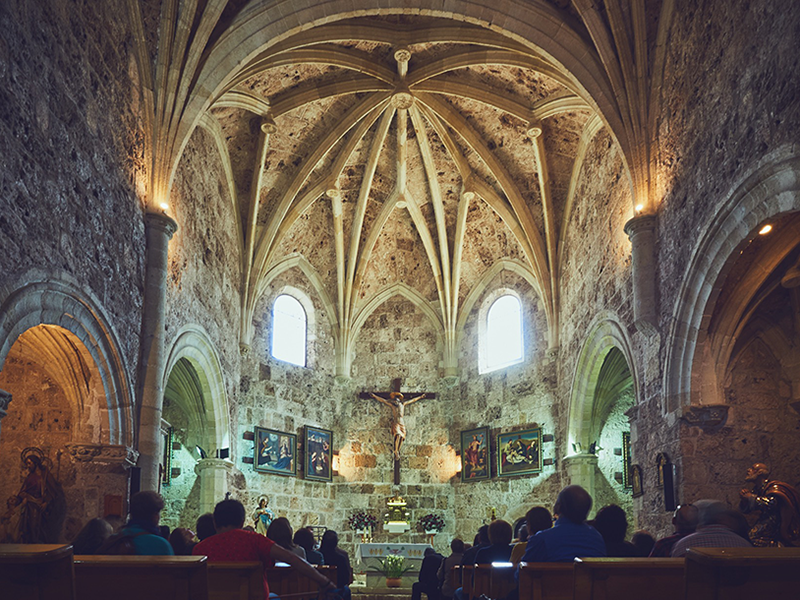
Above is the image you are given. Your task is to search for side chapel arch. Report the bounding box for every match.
[663,150,800,414]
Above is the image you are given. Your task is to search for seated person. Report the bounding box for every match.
[113,491,174,555]
[510,507,551,564]
[196,512,216,541]
[193,499,336,598]
[437,538,465,600]
[294,527,324,565]
[518,485,606,564]
[461,525,489,565]
[412,547,444,600]
[72,518,113,555]
[630,530,655,557]
[650,504,698,557]
[474,519,513,564]
[319,529,353,600]
[592,505,638,557]
[671,501,752,557]
[169,527,196,555]
[268,517,306,559]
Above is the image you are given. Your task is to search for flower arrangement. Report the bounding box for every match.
[369,554,412,579]
[419,513,445,532]
[348,511,379,531]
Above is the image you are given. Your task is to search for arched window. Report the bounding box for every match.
[481,294,524,373]
[271,294,306,367]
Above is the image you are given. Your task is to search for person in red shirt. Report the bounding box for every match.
[193,499,336,597]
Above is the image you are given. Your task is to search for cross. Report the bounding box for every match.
[359,378,437,484]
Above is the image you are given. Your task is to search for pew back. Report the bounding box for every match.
[461,565,474,600]
[208,561,263,600]
[685,547,800,600]
[0,543,75,600]
[266,564,337,600]
[573,557,684,600]
[74,554,208,600]
[473,564,517,600]
[518,562,574,600]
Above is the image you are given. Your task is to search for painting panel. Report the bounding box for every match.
[305,425,333,482]
[497,427,543,477]
[461,426,490,481]
[255,426,297,476]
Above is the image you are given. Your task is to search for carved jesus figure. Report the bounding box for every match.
[370,391,426,460]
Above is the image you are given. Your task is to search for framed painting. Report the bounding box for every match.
[461,426,490,481]
[305,425,333,482]
[497,427,543,477]
[254,426,297,476]
[622,432,632,489]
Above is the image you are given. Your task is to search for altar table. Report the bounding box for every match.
[357,543,432,570]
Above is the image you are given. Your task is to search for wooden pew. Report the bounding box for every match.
[518,562,574,600]
[0,543,75,600]
[572,557,684,600]
[473,564,517,600]
[449,563,464,596]
[74,554,208,600]
[208,562,263,600]
[266,564,337,600]
[684,547,800,600]
[460,565,475,600]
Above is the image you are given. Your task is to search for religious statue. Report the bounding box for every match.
[370,391,427,460]
[1,447,66,544]
[739,462,800,547]
[253,495,275,536]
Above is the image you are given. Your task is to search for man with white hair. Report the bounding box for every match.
[670,500,751,557]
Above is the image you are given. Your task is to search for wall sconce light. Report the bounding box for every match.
[758,224,772,235]
[634,204,644,215]
[455,453,462,473]
[332,452,340,475]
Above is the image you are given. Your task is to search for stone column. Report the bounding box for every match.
[194,458,233,514]
[0,389,11,441]
[624,214,658,335]
[563,453,598,507]
[137,211,178,492]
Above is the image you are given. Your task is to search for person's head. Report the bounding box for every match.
[593,505,629,544]
[320,529,338,551]
[424,547,437,557]
[196,513,216,540]
[630,530,655,557]
[129,491,165,526]
[476,524,490,545]
[214,499,246,530]
[517,525,529,543]
[450,538,465,554]
[293,527,316,552]
[718,509,750,539]
[267,517,295,548]
[525,506,553,536]
[488,519,513,546]
[672,504,699,533]
[72,518,113,554]
[745,463,769,483]
[169,527,196,555]
[553,485,592,524]
[695,500,728,527]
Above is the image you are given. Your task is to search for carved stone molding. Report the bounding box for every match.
[680,405,729,429]
[66,444,139,468]
[194,458,234,477]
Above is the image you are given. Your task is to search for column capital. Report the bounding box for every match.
[562,453,599,467]
[66,443,139,468]
[623,213,657,239]
[145,211,178,239]
[194,458,234,477]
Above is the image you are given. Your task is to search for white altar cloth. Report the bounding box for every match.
[357,542,431,567]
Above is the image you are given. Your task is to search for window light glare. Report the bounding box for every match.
[271,294,306,367]
[484,295,523,372]
[758,224,772,235]
[159,202,169,211]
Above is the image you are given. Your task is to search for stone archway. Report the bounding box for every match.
[161,326,232,525]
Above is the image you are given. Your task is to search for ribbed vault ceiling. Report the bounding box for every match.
[196,15,612,374]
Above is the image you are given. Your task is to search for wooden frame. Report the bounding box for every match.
[254,426,297,476]
[461,426,490,481]
[304,425,333,482]
[622,432,632,489]
[497,427,543,477]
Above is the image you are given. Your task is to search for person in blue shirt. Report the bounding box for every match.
[518,485,605,565]
[118,491,174,555]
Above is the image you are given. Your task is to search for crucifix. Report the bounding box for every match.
[359,378,436,484]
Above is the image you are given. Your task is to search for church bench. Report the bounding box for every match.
[73,554,208,600]
[684,547,800,600]
[472,563,517,600]
[208,561,263,600]
[0,543,76,600]
[459,565,474,600]
[517,562,574,600]
[265,563,337,600]
[572,557,684,600]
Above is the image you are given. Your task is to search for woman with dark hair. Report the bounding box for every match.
[170,527,197,555]
[267,517,306,559]
[592,505,637,557]
[320,529,352,600]
[294,527,324,564]
[72,518,113,554]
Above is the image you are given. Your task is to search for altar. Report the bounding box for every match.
[357,543,432,570]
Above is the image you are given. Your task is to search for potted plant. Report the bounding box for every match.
[369,554,412,588]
